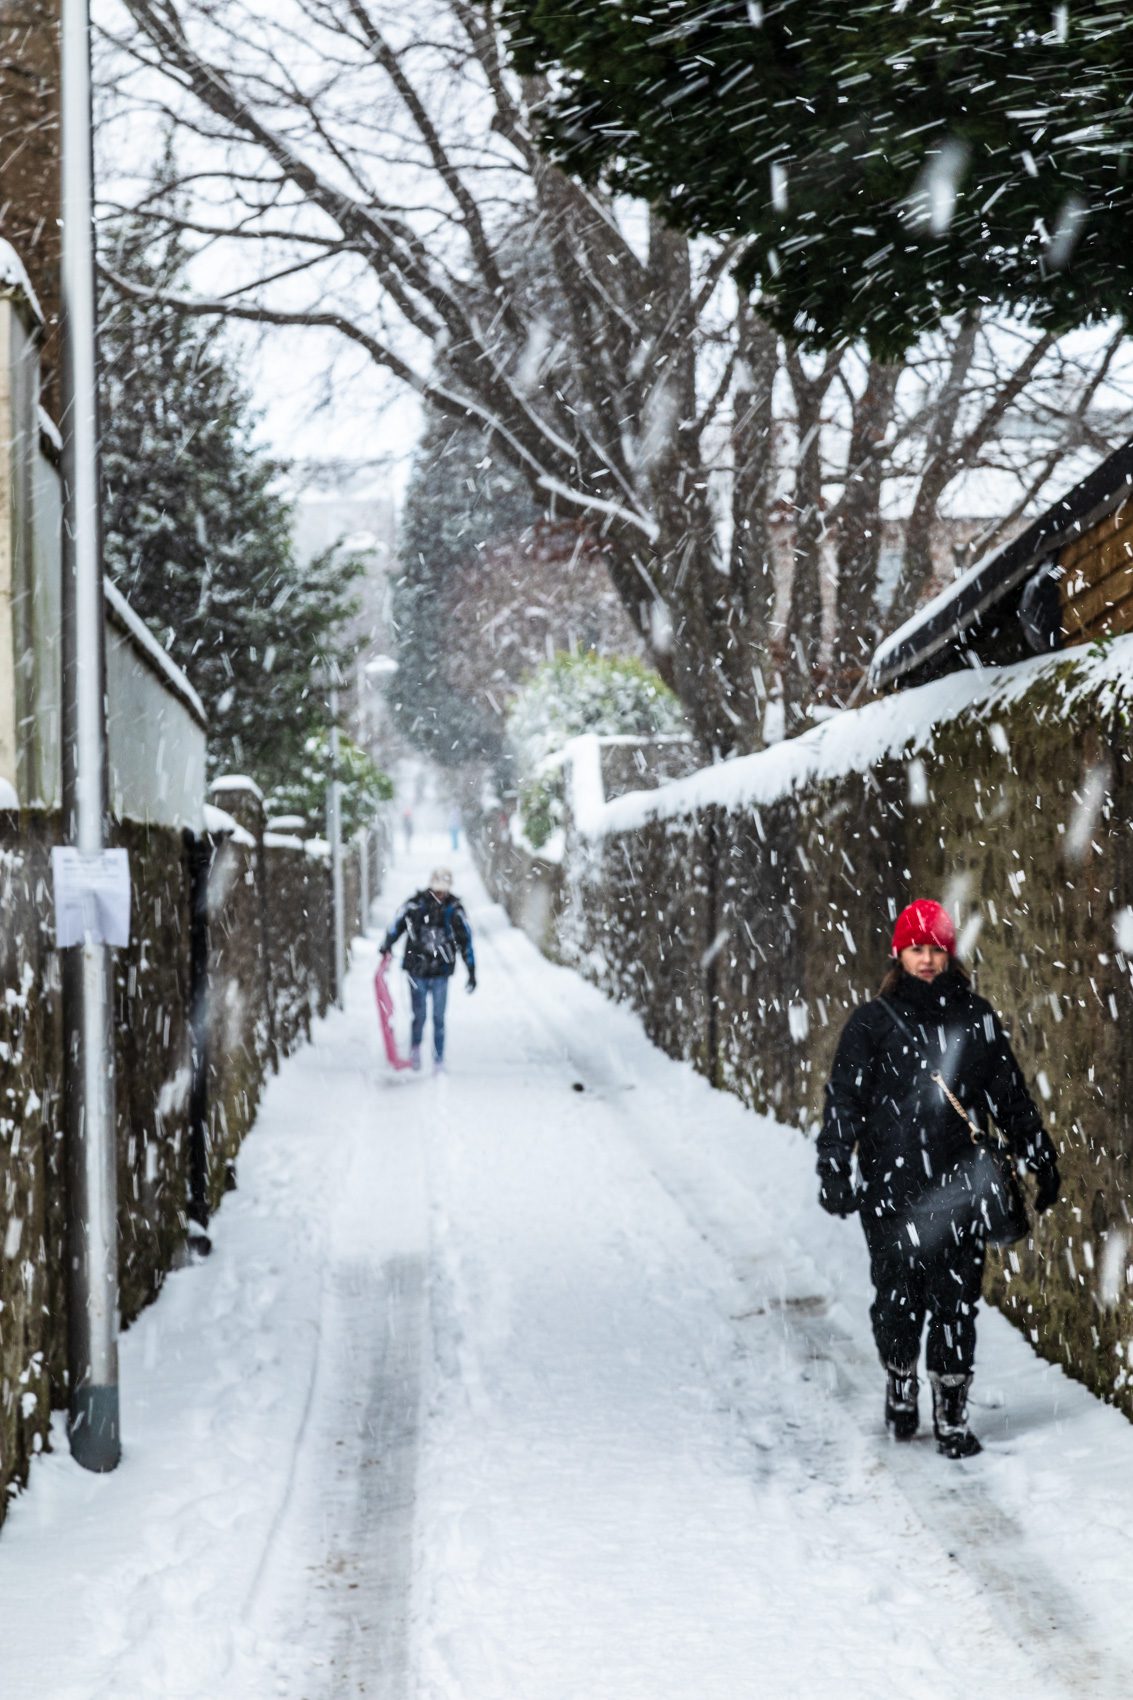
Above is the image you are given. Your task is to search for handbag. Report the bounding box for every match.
[879,998,1030,1247]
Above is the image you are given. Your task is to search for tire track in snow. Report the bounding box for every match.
[228,1012,428,1699]
[314,1253,426,1700]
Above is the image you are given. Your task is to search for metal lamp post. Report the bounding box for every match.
[357,655,398,939]
[321,665,347,1008]
[59,0,120,1470]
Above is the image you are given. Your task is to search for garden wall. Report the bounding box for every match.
[552,642,1133,1418]
[0,786,387,1521]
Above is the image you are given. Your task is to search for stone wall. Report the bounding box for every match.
[470,805,565,959]
[0,815,58,1497]
[554,645,1133,1420]
[0,811,197,1502]
[206,781,382,1204]
[0,789,388,1523]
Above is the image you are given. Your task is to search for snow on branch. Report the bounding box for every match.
[536,477,660,545]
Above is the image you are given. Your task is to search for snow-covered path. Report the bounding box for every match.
[3,826,1133,1699]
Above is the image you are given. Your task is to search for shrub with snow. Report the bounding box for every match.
[507,653,685,772]
[268,732,393,840]
[507,653,685,849]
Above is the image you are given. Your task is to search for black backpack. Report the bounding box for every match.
[415,896,455,969]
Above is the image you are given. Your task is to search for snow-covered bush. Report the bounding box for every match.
[507,653,685,850]
[508,653,685,772]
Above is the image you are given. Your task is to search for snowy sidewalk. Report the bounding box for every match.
[2,829,1133,1699]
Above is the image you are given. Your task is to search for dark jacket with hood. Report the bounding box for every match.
[381,889,475,981]
[818,969,1056,1215]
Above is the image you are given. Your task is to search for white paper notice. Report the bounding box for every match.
[51,848,132,949]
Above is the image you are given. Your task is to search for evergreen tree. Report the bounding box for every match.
[98,197,362,792]
[266,730,394,840]
[393,408,538,767]
[499,0,1133,354]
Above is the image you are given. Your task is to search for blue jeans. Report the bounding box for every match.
[409,975,449,1061]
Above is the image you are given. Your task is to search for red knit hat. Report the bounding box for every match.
[892,899,956,957]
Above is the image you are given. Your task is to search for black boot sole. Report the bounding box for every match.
[936,1432,982,1458]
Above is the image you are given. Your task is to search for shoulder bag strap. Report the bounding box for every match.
[878,997,981,1142]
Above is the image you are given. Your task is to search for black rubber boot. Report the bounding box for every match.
[930,1371,982,1458]
[884,1362,919,1440]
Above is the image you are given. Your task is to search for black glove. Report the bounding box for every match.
[1032,1161,1061,1214]
[818,1167,858,1218]
[466,968,477,993]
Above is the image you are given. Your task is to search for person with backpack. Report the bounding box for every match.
[817,899,1060,1458]
[379,868,476,1072]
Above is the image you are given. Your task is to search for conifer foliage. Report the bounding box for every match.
[393,410,540,767]
[499,0,1133,354]
[98,208,361,791]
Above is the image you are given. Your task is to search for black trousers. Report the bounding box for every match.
[860,1179,986,1377]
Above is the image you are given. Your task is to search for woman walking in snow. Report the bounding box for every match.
[817,899,1061,1458]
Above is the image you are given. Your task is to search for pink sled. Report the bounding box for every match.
[374,956,413,1070]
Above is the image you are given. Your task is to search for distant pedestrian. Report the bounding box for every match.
[379,867,476,1072]
[449,805,461,851]
[401,807,413,852]
[817,899,1060,1458]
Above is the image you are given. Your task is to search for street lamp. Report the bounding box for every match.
[315,661,347,1008]
[356,655,398,933]
[59,0,120,1471]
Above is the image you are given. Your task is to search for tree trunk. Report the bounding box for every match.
[782,371,827,717]
[832,358,900,683]
[891,312,979,625]
[730,302,779,739]
[0,0,61,419]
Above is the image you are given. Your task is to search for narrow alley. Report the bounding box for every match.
[3,822,1132,1700]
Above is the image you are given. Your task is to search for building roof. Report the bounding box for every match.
[870,438,1133,691]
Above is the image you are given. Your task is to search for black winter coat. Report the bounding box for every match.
[818,970,1056,1214]
[380,889,475,981]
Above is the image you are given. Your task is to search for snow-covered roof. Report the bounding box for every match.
[104,577,207,727]
[871,437,1133,691]
[574,635,1133,840]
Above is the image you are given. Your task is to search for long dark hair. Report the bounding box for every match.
[878,956,970,997]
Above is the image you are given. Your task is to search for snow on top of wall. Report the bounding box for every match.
[203,802,255,848]
[211,773,264,800]
[263,830,306,852]
[0,239,45,327]
[104,577,207,726]
[37,406,61,454]
[564,734,607,835]
[577,636,1133,839]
